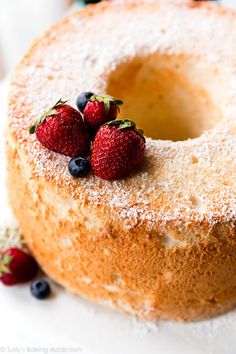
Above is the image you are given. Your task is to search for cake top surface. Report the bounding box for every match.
[8,0,236,230]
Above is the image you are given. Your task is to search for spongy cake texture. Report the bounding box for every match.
[6,0,236,321]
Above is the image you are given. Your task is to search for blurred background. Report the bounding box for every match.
[0,0,234,82]
[0,0,101,81]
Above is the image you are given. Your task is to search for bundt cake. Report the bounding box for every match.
[6,0,236,321]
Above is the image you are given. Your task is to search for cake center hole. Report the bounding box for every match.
[106,54,223,141]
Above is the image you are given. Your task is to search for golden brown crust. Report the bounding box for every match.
[6,0,236,321]
[7,137,236,321]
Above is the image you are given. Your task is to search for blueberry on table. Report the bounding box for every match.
[31,280,51,299]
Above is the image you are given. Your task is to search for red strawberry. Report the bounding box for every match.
[29,99,90,157]
[91,120,145,180]
[83,95,123,136]
[0,248,38,286]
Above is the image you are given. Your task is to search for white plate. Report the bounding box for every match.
[1,2,236,352]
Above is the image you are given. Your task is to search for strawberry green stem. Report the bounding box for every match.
[29,98,68,134]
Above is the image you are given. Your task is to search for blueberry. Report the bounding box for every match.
[68,156,91,178]
[31,280,51,300]
[76,92,94,112]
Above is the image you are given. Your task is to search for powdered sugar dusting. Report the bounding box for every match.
[7,0,236,232]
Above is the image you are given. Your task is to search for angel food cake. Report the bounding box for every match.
[6,0,236,321]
